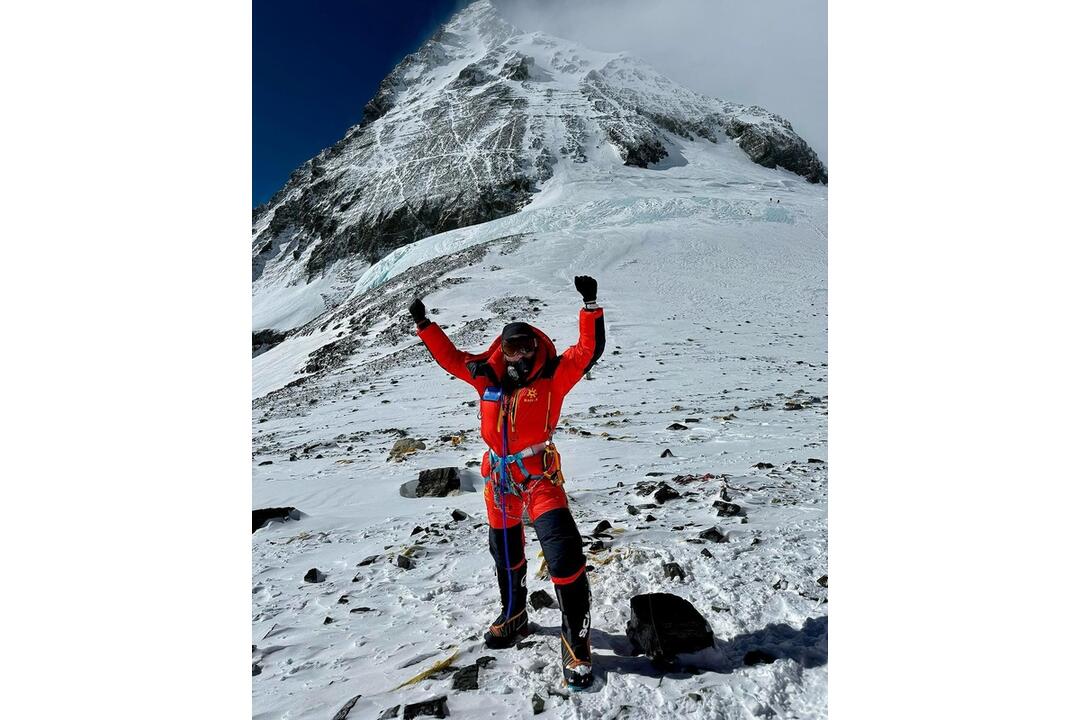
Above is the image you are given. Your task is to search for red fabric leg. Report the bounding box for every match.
[484,480,525,529]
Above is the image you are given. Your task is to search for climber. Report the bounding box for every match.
[407,276,605,689]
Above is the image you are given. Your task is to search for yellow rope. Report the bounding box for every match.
[392,650,460,690]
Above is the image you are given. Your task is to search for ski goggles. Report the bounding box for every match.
[502,335,537,361]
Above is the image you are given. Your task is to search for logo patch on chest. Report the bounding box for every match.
[520,388,539,402]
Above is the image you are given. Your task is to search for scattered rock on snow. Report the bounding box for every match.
[324,616,334,625]
[252,663,261,676]
[451,509,468,521]
[653,483,681,504]
[531,693,545,714]
[451,663,479,691]
[415,467,461,497]
[700,548,713,558]
[350,607,375,613]
[661,448,674,458]
[817,574,829,587]
[626,592,714,662]
[332,693,363,720]
[252,507,302,533]
[662,562,686,581]
[357,555,379,566]
[714,500,742,517]
[626,504,640,516]
[752,462,775,470]
[477,656,496,668]
[699,527,727,543]
[666,423,689,431]
[377,705,400,720]
[303,568,325,583]
[388,438,426,462]
[403,696,449,720]
[808,457,825,464]
[593,520,612,535]
[396,555,415,570]
[530,590,555,610]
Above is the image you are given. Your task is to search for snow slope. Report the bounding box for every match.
[252,132,827,718]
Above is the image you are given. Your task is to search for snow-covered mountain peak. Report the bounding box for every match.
[252,0,827,333]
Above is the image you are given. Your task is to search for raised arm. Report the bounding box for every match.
[411,298,489,390]
[553,276,606,394]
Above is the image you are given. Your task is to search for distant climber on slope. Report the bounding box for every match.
[407,276,605,690]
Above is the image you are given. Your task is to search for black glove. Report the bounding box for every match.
[408,298,427,325]
[574,276,597,304]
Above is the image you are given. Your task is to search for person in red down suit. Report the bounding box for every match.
[408,276,605,689]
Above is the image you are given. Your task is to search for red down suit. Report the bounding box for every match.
[417,307,605,656]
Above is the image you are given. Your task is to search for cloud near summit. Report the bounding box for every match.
[491,0,827,163]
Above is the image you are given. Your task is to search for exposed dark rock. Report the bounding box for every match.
[530,590,555,610]
[626,504,640,516]
[626,592,714,662]
[743,649,778,666]
[700,548,713,558]
[515,640,536,649]
[667,423,689,431]
[258,460,273,466]
[699,527,727,543]
[324,616,334,625]
[817,574,828,588]
[661,448,674,458]
[304,568,325,583]
[645,514,657,522]
[653,483,681,504]
[403,696,449,720]
[332,693,363,720]
[350,607,375,613]
[252,507,302,533]
[451,509,469,522]
[714,500,742,517]
[725,116,827,184]
[589,540,607,552]
[808,458,825,464]
[411,526,424,536]
[396,555,415,570]
[501,53,532,81]
[415,467,461,497]
[477,656,496,668]
[451,663,479,691]
[389,438,426,462]
[252,663,261,676]
[531,693,545,714]
[593,520,612,535]
[752,462,775,470]
[357,555,379,566]
[378,705,400,720]
[662,562,686,581]
[337,595,350,604]
[252,329,287,357]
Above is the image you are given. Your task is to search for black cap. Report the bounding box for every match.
[501,322,533,342]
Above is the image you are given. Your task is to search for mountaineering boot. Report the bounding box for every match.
[484,552,529,649]
[483,607,529,649]
[555,572,593,689]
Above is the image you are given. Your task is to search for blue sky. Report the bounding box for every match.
[253,0,462,206]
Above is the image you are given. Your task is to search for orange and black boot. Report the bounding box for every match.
[556,573,593,689]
